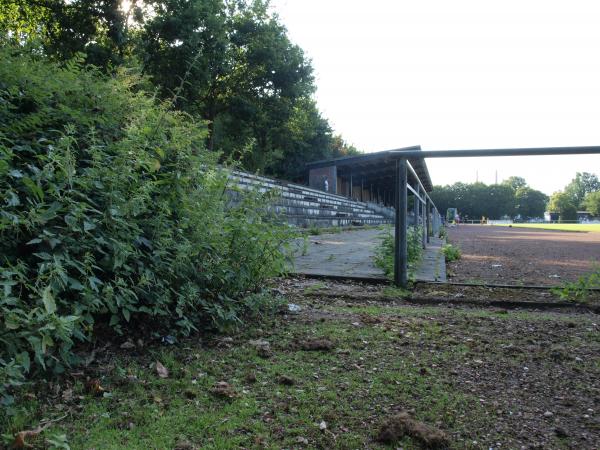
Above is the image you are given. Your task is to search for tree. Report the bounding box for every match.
[583,191,600,217]
[1,0,130,68]
[564,172,600,207]
[502,176,527,191]
[141,0,316,174]
[2,0,348,179]
[548,192,577,221]
[514,187,548,219]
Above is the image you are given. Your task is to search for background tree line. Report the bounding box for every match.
[431,172,600,221]
[1,0,359,181]
[430,176,548,221]
[548,172,600,220]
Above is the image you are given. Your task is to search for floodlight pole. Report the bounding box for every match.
[394,158,408,287]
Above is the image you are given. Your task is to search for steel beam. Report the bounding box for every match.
[389,146,600,159]
[407,183,425,203]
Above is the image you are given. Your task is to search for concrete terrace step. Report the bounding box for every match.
[228,170,394,228]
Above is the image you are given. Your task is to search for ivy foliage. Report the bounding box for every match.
[0,46,293,404]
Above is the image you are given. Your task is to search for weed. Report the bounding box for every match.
[373,226,423,279]
[442,244,461,262]
[552,266,600,303]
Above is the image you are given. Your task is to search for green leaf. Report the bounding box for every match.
[42,286,57,314]
[84,220,96,231]
[16,351,31,372]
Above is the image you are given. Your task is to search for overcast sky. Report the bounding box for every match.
[269,0,600,194]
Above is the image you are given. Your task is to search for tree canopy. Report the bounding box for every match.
[564,172,600,208]
[0,0,359,179]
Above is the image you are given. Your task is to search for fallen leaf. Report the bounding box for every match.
[120,340,136,350]
[12,423,50,448]
[85,379,105,396]
[156,361,169,378]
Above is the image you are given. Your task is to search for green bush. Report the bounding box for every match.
[0,46,293,405]
[441,244,461,262]
[374,226,423,278]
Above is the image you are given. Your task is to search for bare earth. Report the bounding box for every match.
[447,225,600,285]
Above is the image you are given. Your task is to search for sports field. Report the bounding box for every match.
[447,225,600,285]
[492,223,600,232]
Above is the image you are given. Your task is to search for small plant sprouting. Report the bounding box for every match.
[552,266,600,303]
[441,244,461,262]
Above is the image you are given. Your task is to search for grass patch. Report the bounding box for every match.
[3,294,600,449]
[303,282,327,295]
[381,286,412,299]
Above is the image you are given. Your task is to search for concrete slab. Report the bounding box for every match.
[291,227,446,282]
[291,228,386,278]
[414,237,447,282]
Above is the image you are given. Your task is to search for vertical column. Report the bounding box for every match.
[349,171,353,198]
[394,158,408,287]
[421,195,426,249]
[415,185,420,227]
[426,198,431,243]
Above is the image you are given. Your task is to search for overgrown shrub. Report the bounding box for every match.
[374,226,423,278]
[0,46,293,404]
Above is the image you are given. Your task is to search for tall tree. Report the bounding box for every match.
[141,0,315,174]
[514,187,548,219]
[564,172,600,207]
[502,176,527,191]
[583,191,600,217]
[1,0,129,68]
[548,192,577,221]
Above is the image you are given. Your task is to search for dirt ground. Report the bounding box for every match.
[6,277,600,449]
[446,225,600,286]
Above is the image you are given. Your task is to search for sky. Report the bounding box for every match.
[269,0,600,195]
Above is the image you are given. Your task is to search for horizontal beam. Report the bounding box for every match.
[407,160,435,209]
[407,183,425,203]
[389,146,600,159]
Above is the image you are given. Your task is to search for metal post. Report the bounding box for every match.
[421,195,426,249]
[415,185,420,226]
[394,158,408,287]
[426,198,431,243]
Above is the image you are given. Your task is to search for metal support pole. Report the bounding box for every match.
[421,195,426,249]
[426,199,431,243]
[394,158,408,287]
[415,185,420,226]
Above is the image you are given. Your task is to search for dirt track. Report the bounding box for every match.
[446,225,600,286]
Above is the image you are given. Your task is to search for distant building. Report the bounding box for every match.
[577,211,594,222]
